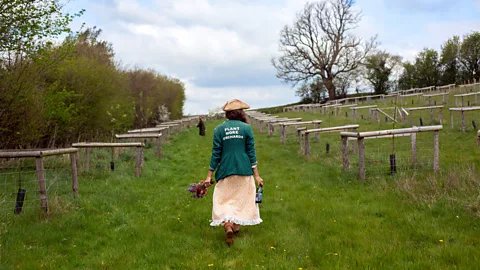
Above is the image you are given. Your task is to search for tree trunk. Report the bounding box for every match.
[323,77,336,100]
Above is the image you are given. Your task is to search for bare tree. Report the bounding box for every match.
[272,0,377,100]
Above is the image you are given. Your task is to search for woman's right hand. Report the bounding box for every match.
[204,177,213,187]
[254,175,263,186]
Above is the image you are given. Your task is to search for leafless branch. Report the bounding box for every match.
[272,0,377,100]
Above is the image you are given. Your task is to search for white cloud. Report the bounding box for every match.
[68,0,480,114]
[83,0,309,114]
[183,81,297,115]
[426,21,480,43]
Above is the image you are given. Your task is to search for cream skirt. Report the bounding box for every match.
[210,175,262,226]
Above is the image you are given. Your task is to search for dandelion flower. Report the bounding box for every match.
[439,240,444,243]
[284,249,286,252]
[306,256,309,258]
[208,264,214,267]
[334,253,338,256]
[299,268,303,270]
[270,246,276,250]
[333,219,336,222]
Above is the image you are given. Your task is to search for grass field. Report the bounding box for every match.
[1,91,480,269]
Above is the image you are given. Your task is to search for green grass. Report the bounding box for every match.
[1,93,480,268]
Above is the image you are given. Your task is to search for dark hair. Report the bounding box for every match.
[226,109,248,123]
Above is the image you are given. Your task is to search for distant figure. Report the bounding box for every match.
[197,116,206,136]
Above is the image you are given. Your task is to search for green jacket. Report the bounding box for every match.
[209,120,258,181]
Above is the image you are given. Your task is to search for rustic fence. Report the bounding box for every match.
[116,133,163,158]
[449,106,480,132]
[303,124,360,155]
[72,143,144,177]
[340,125,442,181]
[0,148,79,216]
[404,106,444,126]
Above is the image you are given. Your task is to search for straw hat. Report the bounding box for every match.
[222,99,250,111]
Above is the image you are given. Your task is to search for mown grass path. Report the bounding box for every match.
[1,119,479,269]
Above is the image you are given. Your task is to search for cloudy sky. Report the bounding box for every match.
[65,0,480,115]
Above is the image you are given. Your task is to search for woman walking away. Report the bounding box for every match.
[203,99,263,246]
[197,115,206,136]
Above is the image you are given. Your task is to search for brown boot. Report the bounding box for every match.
[224,222,234,246]
[233,224,240,237]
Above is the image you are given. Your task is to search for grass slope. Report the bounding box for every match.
[1,115,479,269]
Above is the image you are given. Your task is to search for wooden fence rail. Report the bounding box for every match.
[279,120,322,144]
[340,125,443,181]
[449,106,480,132]
[0,148,79,213]
[116,133,163,158]
[303,124,359,155]
[72,142,144,177]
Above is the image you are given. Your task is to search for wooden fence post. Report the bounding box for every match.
[281,125,287,144]
[297,128,306,150]
[279,125,283,142]
[461,110,466,132]
[156,135,163,158]
[439,108,443,125]
[450,111,453,129]
[135,147,143,177]
[351,128,357,153]
[342,136,349,170]
[75,151,80,172]
[113,147,119,159]
[358,138,365,181]
[477,130,480,147]
[411,133,417,164]
[313,122,320,142]
[304,133,310,156]
[430,108,434,121]
[35,157,48,212]
[433,131,439,172]
[70,153,79,198]
[141,144,145,167]
[85,148,90,171]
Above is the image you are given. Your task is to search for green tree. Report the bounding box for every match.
[295,77,327,103]
[414,48,441,87]
[364,51,402,94]
[398,62,416,90]
[29,28,131,145]
[0,0,82,148]
[0,0,82,55]
[459,32,480,82]
[440,36,461,85]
